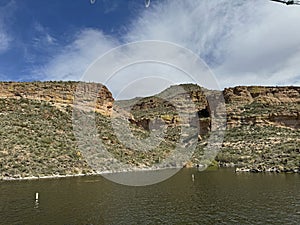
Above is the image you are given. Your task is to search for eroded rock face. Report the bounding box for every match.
[269,113,300,129]
[224,86,300,105]
[117,84,299,172]
[224,86,254,104]
[225,86,300,129]
[2,82,295,139]
[0,81,114,115]
[121,85,299,136]
[1,82,297,133]
[115,84,214,137]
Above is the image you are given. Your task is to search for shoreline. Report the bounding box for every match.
[0,166,182,181]
[234,167,299,173]
[1,165,299,181]
[0,173,98,181]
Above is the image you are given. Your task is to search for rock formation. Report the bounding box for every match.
[0,81,299,179]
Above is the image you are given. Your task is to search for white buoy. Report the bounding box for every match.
[191,174,195,182]
[35,192,39,202]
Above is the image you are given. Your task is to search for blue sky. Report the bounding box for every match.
[0,0,300,98]
[0,0,142,81]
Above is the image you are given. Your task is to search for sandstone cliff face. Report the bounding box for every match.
[117,84,299,139]
[224,86,300,129]
[224,86,300,104]
[118,84,215,136]
[0,81,114,115]
[1,82,297,134]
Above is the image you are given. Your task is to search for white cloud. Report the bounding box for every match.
[36,0,300,98]
[125,0,255,63]
[126,0,300,89]
[215,1,300,87]
[105,62,197,100]
[0,1,15,54]
[0,30,11,53]
[33,28,118,81]
[32,22,57,47]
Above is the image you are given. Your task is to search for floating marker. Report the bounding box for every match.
[35,192,39,202]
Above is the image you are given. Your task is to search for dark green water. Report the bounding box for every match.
[0,168,299,225]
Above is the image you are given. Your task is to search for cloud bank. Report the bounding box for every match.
[32,28,117,81]
[33,0,300,98]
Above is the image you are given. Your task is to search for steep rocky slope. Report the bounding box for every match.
[225,86,300,129]
[0,81,113,179]
[115,84,300,172]
[0,82,299,179]
[220,86,300,172]
[0,98,93,178]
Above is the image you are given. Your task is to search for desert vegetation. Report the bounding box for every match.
[0,82,299,179]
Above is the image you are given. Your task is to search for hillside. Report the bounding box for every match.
[0,82,299,179]
[221,86,299,172]
[119,84,300,172]
[0,81,113,179]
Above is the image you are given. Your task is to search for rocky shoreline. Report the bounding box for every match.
[234,167,299,173]
[2,164,299,182]
[220,163,300,173]
[0,166,184,181]
[0,173,95,181]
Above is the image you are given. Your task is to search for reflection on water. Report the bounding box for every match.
[0,168,299,224]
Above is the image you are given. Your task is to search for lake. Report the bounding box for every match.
[0,168,299,224]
